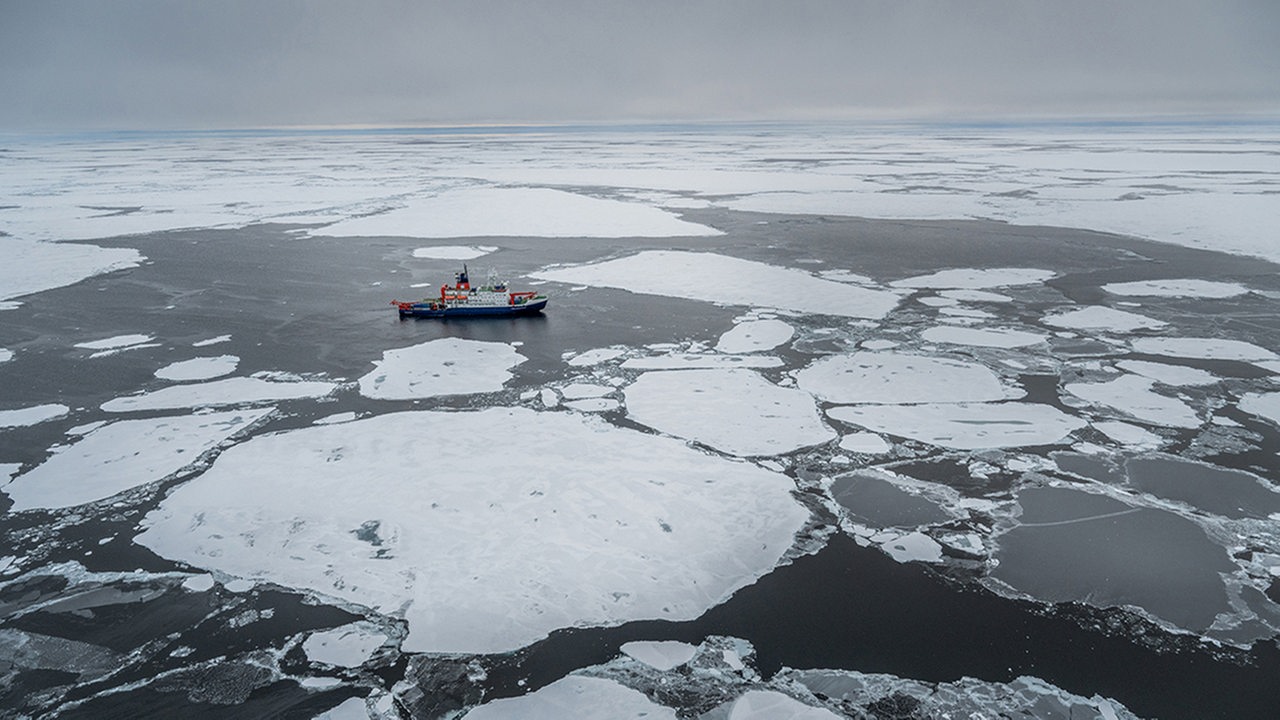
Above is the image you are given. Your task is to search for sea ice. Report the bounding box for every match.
[1093,421,1165,450]
[135,408,808,654]
[1102,279,1250,299]
[357,337,525,400]
[0,403,70,428]
[1130,337,1278,362]
[559,383,615,400]
[563,398,619,413]
[533,251,901,320]
[827,402,1085,450]
[303,622,389,668]
[939,289,1012,303]
[0,348,11,363]
[1115,360,1217,386]
[411,245,497,260]
[890,267,1055,289]
[4,408,272,511]
[1064,375,1201,429]
[921,325,1046,349]
[624,369,835,456]
[312,697,368,720]
[724,690,843,720]
[877,532,944,564]
[716,319,795,354]
[795,352,1019,404]
[838,432,892,455]
[1043,306,1167,333]
[0,238,143,302]
[155,355,240,381]
[314,186,719,239]
[566,347,627,367]
[1239,392,1280,427]
[620,640,698,670]
[620,353,783,370]
[74,333,154,351]
[102,376,337,412]
[463,675,678,720]
[192,334,231,347]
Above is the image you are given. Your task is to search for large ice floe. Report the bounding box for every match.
[920,324,1046,348]
[0,238,143,303]
[623,368,835,456]
[795,351,1021,404]
[135,408,808,654]
[1103,278,1251,298]
[357,337,526,399]
[4,409,272,511]
[827,402,1086,451]
[0,403,70,429]
[101,376,337,412]
[890,267,1055,289]
[533,251,901,319]
[1064,374,1202,429]
[1044,305,1167,333]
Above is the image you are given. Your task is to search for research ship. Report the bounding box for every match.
[392,266,548,319]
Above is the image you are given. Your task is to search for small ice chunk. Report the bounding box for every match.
[312,697,368,720]
[566,347,626,367]
[921,325,1045,349]
[1044,306,1167,333]
[879,532,944,563]
[192,335,231,347]
[891,267,1055,289]
[314,412,358,425]
[838,432,892,455]
[1102,279,1249,298]
[917,296,957,307]
[357,338,525,399]
[0,403,70,428]
[155,355,239,381]
[716,319,795,354]
[464,675,678,720]
[859,339,898,350]
[620,354,783,370]
[0,348,11,363]
[940,289,1013,303]
[303,622,389,668]
[539,388,559,408]
[411,245,497,260]
[75,334,153,351]
[224,579,256,593]
[182,574,216,592]
[620,640,698,670]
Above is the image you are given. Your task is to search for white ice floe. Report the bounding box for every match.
[566,347,627,367]
[1043,306,1167,333]
[303,622,389,668]
[726,690,843,720]
[940,289,1013,303]
[4,408,272,511]
[860,339,898,351]
[795,352,1020,404]
[314,412,359,425]
[921,325,1046,349]
[464,675,678,720]
[838,432,893,455]
[1115,360,1217,386]
[534,251,901,320]
[74,334,153,351]
[192,335,231,347]
[625,369,835,456]
[559,383,614,400]
[827,402,1085,450]
[1239,392,1280,427]
[411,245,497,260]
[1130,337,1278,362]
[315,186,719,239]
[621,640,699,671]
[0,238,143,302]
[155,355,239,381]
[102,376,336,412]
[1093,421,1165,449]
[357,337,525,400]
[182,574,215,592]
[1064,375,1201,429]
[312,697,369,720]
[1102,279,1250,299]
[564,398,620,413]
[716,319,795,354]
[0,404,70,428]
[0,349,11,363]
[135,408,807,654]
[890,268,1055,289]
[878,532,945,563]
[621,353,783,370]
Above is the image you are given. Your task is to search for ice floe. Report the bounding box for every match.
[0,348,11,363]
[464,675,678,720]
[838,432,892,455]
[1103,278,1250,299]
[0,238,143,303]
[303,622,389,668]
[940,289,1012,303]
[1130,337,1278,362]
[725,690,843,720]
[921,324,1046,348]
[314,186,719,239]
[1064,375,1200,429]
[74,334,154,351]
[1044,306,1167,333]
[625,369,835,456]
[716,319,795,354]
[102,376,336,412]
[4,408,272,511]
[411,245,497,260]
[890,267,1055,289]
[795,352,1020,404]
[1239,392,1280,427]
[357,337,525,400]
[1115,359,1217,386]
[192,334,231,347]
[0,403,70,428]
[876,531,945,564]
[155,355,240,381]
[827,402,1085,450]
[620,640,698,671]
[534,251,901,320]
[620,353,783,370]
[566,347,626,367]
[135,408,808,654]
[1092,421,1165,450]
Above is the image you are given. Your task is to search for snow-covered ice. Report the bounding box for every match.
[1103,279,1250,299]
[192,335,231,347]
[102,376,337,412]
[4,408,272,511]
[302,622,389,668]
[624,369,835,456]
[838,432,892,455]
[890,268,1055,289]
[1130,337,1278,362]
[0,349,12,364]
[1064,375,1201,429]
[620,353,783,370]
[620,640,698,671]
[357,337,525,400]
[1115,360,1217,386]
[0,238,143,303]
[155,355,240,381]
[795,352,1020,404]
[1239,392,1280,427]
[877,532,945,564]
[1044,306,1167,333]
[920,325,1046,349]
[716,319,795,354]
[566,347,626,367]
[0,403,70,428]
[827,402,1086,450]
[411,245,497,260]
[135,408,808,654]
[534,251,901,320]
[1092,421,1165,449]
[74,334,154,351]
[725,690,843,720]
[463,675,678,720]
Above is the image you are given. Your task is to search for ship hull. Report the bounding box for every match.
[397,297,548,319]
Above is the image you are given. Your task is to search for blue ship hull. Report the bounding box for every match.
[396,297,548,319]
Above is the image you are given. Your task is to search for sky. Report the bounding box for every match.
[1,0,1277,132]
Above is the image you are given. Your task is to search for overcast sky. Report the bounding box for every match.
[2,0,1277,131]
